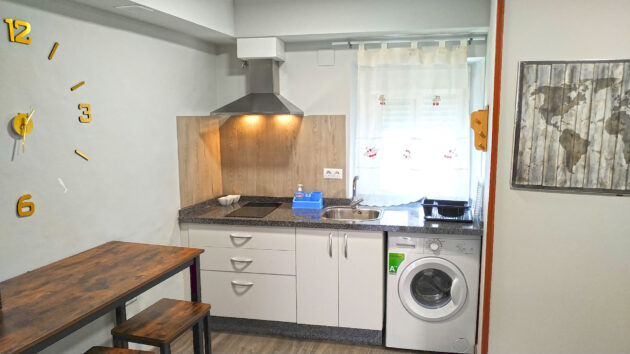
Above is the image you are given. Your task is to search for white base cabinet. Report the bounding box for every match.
[188,224,297,322]
[184,224,383,331]
[296,228,383,330]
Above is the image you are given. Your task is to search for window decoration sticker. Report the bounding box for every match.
[378,94,387,105]
[432,95,441,106]
[443,148,458,159]
[403,149,411,160]
[364,147,378,158]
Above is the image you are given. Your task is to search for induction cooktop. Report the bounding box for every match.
[225,202,282,218]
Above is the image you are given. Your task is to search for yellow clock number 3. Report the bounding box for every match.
[78,104,92,123]
[4,18,32,45]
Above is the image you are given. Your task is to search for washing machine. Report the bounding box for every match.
[385,233,481,353]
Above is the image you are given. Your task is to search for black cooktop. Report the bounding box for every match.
[225,202,282,218]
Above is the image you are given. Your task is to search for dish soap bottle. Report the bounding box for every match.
[294,184,305,199]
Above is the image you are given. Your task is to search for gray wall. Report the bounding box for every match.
[489,0,630,352]
[0,0,216,352]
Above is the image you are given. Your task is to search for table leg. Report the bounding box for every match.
[203,313,211,354]
[160,343,171,354]
[189,256,201,302]
[190,256,202,353]
[192,320,203,354]
[114,305,128,348]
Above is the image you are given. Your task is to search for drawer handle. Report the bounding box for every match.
[229,234,253,239]
[230,257,253,263]
[231,280,254,287]
[344,233,348,259]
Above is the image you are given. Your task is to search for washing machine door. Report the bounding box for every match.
[398,257,467,322]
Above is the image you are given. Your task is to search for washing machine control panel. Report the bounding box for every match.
[423,238,478,255]
[389,233,480,256]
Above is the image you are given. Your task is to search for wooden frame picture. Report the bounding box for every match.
[511,59,630,195]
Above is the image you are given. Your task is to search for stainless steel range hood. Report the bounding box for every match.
[212,59,303,116]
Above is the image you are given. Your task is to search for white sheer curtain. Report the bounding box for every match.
[354,41,470,206]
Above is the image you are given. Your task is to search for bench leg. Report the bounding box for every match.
[114,306,128,348]
[193,320,203,354]
[203,313,211,354]
[160,343,171,354]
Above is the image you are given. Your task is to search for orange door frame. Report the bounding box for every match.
[480,0,505,353]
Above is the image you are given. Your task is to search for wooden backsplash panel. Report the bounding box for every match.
[176,116,223,207]
[220,115,346,198]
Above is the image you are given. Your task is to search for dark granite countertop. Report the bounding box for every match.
[179,196,483,236]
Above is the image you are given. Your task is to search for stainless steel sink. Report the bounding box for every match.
[320,206,383,221]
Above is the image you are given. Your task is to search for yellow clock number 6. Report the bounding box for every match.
[17,194,35,217]
[79,104,92,123]
[4,19,32,45]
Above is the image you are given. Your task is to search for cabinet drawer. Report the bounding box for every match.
[189,224,295,250]
[200,247,295,275]
[201,271,296,323]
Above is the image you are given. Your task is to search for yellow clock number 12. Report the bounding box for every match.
[4,18,32,45]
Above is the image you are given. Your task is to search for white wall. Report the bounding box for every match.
[234,0,490,40]
[0,0,216,352]
[488,1,630,353]
[476,0,497,350]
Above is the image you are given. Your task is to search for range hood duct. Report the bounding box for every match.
[212,59,303,116]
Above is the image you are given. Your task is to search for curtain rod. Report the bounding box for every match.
[331,34,487,47]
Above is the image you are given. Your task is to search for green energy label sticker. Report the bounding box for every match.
[388,253,405,274]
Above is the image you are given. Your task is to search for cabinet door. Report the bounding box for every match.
[338,231,384,330]
[296,228,339,326]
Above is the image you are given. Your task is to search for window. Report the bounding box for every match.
[353,42,472,206]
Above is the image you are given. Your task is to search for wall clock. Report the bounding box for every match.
[5,17,93,217]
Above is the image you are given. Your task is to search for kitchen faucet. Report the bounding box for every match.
[350,175,363,208]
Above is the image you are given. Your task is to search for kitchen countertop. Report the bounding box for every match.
[179,196,483,236]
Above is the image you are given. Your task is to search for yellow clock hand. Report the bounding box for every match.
[26,109,35,123]
[22,109,34,153]
[22,124,26,153]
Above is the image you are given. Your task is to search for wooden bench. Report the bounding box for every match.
[85,346,153,354]
[112,298,211,354]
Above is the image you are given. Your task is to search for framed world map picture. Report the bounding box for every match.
[511,59,630,195]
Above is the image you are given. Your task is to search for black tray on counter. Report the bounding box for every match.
[421,198,472,223]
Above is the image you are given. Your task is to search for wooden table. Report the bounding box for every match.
[0,241,204,354]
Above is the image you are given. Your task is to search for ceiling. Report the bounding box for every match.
[41,0,489,46]
[68,0,235,44]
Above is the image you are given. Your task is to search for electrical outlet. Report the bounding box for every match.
[323,168,343,179]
